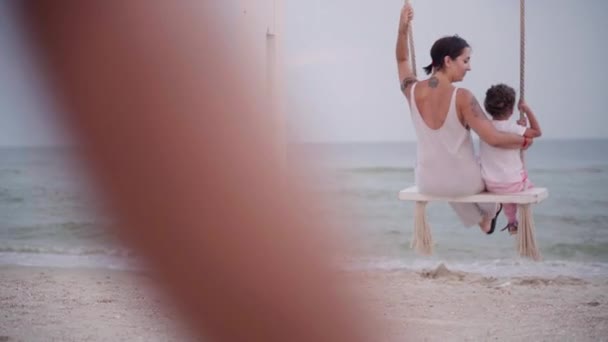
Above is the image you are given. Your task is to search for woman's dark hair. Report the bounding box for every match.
[423,35,470,75]
[484,84,516,119]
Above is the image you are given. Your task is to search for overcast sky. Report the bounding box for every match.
[0,2,68,146]
[1,1,607,145]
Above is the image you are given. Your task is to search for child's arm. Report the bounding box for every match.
[518,100,542,138]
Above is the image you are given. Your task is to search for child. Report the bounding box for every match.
[480,84,542,234]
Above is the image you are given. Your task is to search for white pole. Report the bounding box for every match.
[266,0,286,169]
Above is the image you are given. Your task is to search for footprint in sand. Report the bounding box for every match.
[419,263,466,281]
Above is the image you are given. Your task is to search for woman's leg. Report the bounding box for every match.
[449,202,497,228]
[478,202,500,217]
[477,202,501,233]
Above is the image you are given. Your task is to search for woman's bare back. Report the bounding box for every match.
[411,79,461,130]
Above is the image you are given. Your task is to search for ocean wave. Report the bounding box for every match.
[0,168,22,176]
[0,188,92,207]
[331,188,393,200]
[59,221,105,232]
[335,166,606,175]
[339,166,414,174]
[0,245,134,257]
[529,166,606,174]
[535,213,608,229]
[4,221,110,241]
[545,242,608,259]
[341,256,608,278]
[0,194,24,204]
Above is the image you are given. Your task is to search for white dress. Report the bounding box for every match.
[408,83,497,226]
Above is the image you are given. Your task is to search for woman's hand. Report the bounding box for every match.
[399,3,414,32]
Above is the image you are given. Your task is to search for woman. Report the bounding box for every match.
[396,4,531,234]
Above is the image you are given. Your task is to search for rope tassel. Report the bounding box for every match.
[517,204,541,261]
[411,201,433,255]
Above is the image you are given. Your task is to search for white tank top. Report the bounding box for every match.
[408,82,485,197]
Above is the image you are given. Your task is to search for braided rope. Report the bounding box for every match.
[520,0,525,119]
[517,0,540,261]
[519,0,526,164]
[408,24,417,77]
[405,0,417,77]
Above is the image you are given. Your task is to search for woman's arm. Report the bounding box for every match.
[457,89,526,149]
[396,4,416,99]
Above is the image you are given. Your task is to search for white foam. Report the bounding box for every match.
[341,256,608,279]
[0,252,143,271]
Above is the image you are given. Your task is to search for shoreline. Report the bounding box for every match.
[1,264,607,341]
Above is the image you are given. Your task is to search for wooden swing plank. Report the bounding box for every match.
[399,186,548,204]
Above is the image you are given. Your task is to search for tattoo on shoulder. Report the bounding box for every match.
[428,76,439,88]
[469,96,486,119]
[400,77,417,93]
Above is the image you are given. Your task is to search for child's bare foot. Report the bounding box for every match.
[501,221,518,235]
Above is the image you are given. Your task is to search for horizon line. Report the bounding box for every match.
[2,137,607,148]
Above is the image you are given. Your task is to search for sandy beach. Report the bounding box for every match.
[355,265,608,341]
[0,266,193,342]
[1,264,607,341]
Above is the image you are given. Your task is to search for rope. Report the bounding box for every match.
[519,0,525,119]
[519,0,526,165]
[517,0,541,260]
[405,0,417,77]
[408,25,417,77]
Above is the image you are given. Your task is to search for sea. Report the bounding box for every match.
[1,140,608,279]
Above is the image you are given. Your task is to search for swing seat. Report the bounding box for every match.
[398,186,548,260]
[398,186,548,204]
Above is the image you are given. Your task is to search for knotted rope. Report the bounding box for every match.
[517,0,541,260]
[405,0,417,77]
